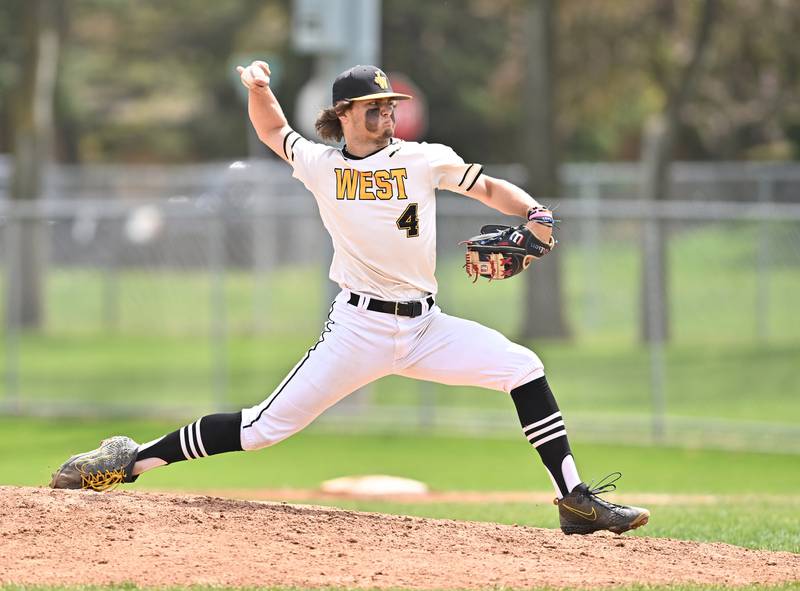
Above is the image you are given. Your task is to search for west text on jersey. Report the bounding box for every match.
[334,168,409,200]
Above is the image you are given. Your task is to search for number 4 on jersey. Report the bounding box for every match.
[396,202,420,238]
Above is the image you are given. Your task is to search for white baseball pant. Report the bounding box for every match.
[240,289,544,450]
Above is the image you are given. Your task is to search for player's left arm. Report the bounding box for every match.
[429,146,551,234]
[457,174,541,218]
[452,174,550,235]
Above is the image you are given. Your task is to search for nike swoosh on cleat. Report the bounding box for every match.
[561,504,597,521]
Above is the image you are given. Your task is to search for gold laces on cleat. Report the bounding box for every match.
[80,468,127,492]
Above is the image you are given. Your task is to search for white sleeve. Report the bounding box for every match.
[425,143,483,192]
[282,129,330,192]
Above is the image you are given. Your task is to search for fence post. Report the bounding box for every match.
[209,210,228,412]
[418,380,436,432]
[3,213,21,413]
[102,221,120,333]
[252,192,274,334]
[643,216,667,443]
[580,180,601,331]
[756,177,773,342]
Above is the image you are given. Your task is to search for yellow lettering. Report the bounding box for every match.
[373,170,393,200]
[335,168,358,200]
[391,168,408,199]
[336,167,409,201]
[359,171,376,200]
[374,71,389,89]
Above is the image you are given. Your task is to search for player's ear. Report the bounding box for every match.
[335,100,352,123]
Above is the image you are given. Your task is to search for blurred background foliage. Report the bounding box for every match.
[1,0,799,165]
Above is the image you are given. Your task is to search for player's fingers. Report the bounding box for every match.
[253,60,271,76]
[237,67,260,91]
[247,65,269,87]
[237,66,253,88]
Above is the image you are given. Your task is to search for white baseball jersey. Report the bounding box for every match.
[240,131,544,457]
[282,131,483,300]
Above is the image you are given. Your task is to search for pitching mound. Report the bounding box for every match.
[1,486,797,589]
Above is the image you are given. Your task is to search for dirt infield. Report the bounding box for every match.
[1,486,798,589]
[194,487,757,506]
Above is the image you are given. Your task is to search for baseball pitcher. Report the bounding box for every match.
[50,63,649,536]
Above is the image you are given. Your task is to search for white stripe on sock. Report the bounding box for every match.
[522,411,561,433]
[532,429,567,448]
[179,426,193,460]
[194,418,208,457]
[526,420,565,443]
[186,422,200,459]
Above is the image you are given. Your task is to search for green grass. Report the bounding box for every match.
[1,223,799,442]
[4,417,799,494]
[4,333,800,430]
[2,222,799,344]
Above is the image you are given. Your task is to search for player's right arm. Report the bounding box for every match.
[236,61,293,162]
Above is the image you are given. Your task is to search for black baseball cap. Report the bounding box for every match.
[332,65,412,105]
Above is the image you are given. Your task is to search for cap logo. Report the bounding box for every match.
[374,71,389,90]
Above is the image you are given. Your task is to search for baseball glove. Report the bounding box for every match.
[461,208,556,282]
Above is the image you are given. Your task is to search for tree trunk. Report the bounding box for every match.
[520,0,570,340]
[6,0,62,331]
[639,115,671,343]
[639,0,717,344]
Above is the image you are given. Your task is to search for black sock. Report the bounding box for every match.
[510,376,574,497]
[136,411,244,465]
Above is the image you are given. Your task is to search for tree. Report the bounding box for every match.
[682,0,800,160]
[520,0,570,340]
[639,0,717,343]
[5,0,65,331]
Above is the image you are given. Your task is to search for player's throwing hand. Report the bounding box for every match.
[236,60,271,92]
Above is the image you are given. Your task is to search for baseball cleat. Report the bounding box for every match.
[556,472,649,535]
[49,435,139,492]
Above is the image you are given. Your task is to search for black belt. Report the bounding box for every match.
[348,293,434,318]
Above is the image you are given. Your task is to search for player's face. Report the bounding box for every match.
[352,98,397,140]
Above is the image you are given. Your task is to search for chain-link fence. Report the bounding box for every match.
[2,160,799,452]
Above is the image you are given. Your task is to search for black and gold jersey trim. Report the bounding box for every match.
[341,138,398,161]
[289,136,301,161]
[282,130,301,162]
[459,164,484,191]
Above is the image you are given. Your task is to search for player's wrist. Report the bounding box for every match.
[526,205,550,221]
[526,206,557,236]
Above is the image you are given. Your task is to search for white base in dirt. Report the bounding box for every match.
[320,475,429,496]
